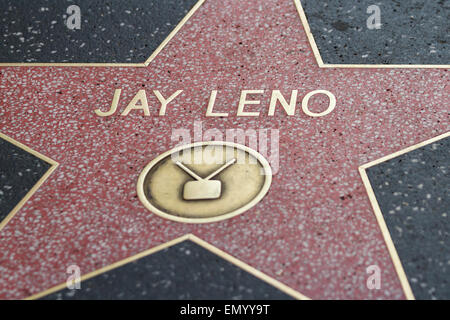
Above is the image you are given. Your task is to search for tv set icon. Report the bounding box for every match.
[183,180,222,200]
[175,159,236,201]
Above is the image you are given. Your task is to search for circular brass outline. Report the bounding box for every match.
[137,141,272,224]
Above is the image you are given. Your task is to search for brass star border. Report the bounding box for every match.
[26,234,311,300]
[359,131,450,300]
[0,132,59,232]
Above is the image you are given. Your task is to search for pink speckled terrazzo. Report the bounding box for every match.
[0,0,448,299]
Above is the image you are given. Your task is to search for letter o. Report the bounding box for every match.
[302,90,336,117]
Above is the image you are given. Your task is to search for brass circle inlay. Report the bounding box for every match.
[137,141,272,223]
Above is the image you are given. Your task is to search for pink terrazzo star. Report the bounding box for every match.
[0,0,448,299]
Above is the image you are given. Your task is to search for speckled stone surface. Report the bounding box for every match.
[0,0,199,63]
[302,0,449,64]
[0,137,51,223]
[41,240,293,300]
[0,0,448,300]
[366,137,449,300]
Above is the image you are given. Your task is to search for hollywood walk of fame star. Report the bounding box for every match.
[0,0,448,299]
